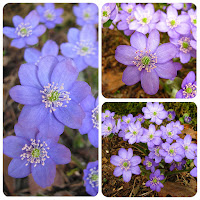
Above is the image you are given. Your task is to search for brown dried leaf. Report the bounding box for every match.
[179,124,197,140]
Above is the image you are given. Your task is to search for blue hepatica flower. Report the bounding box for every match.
[172,3,192,11]
[102,3,118,24]
[73,3,98,26]
[176,71,196,98]
[3,123,71,188]
[102,117,116,137]
[83,160,98,196]
[9,55,91,138]
[102,110,115,122]
[190,157,197,177]
[79,95,98,148]
[24,40,65,65]
[36,3,64,29]
[3,10,46,49]
[60,24,98,72]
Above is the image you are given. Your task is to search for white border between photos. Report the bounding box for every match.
[0,0,199,199]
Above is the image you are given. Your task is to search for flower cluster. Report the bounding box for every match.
[3,3,98,196]
[102,3,196,97]
[102,102,197,193]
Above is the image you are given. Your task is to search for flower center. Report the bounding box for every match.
[167,18,180,29]
[107,126,111,131]
[126,119,130,124]
[171,20,176,26]
[87,167,98,188]
[178,37,192,53]
[133,131,138,135]
[149,134,154,140]
[127,8,132,13]
[147,161,152,167]
[139,15,152,26]
[120,159,131,170]
[190,15,197,26]
[153,112,157,116]
[103,11,108,17]
[126,15,135,24]
[40,82,71,113]
[73,40,96,56]
[183,83,196,98]
[16,22,32,37]
[20,139,50,167]
[84,12,90,20]
[154,147,160,156]
[167,131,172,136]
[168,148,176,156]
[133,49,157,72]
[123,162,128,167]
[92,106,99,129]
[44,9,56,21]
[142,17,148,23]
[168,114,172,119]
[102,6,111,20]
[184,145,189,150]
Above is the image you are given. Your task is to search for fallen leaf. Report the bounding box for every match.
[179,124,197,140]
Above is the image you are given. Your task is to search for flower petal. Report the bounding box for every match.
[88,128,98,148]
[129,20,140,30]
[110,155,121,166]
[79,112,93,135]
[155,43,178,63]
[118,148,127,159]
[156,22,169,32]
[73,56,88,71]
[32,158,56,188]
[11,38,26,49]
[54,100,85,129]
[147,29,160,53]
[130,31,147,50]
[67,28,80,44]
[131,166,141,175]
[8,158,31,178]
[12,15,24,27]
[60,43,77,58]
[24,48,41,65]
[113,167,123,176]
[175,23,190,35]
[180,52,191,63]
[25,35,38,46]
[167,6,178,19]
[32,24,46,37]
[80,24,97,43]
[81,94,95,112]
[175,89,183,98]
[182,71,195,88]
[24,10,40,28]
[141,70,159,95]
[3,27,18,38]
[42,40,59,57]
[45,22,56,29]
[123,170,132,182]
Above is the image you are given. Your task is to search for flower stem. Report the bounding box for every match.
[71,154,85,170]
[133,143,148,156]
[165,168,192,176]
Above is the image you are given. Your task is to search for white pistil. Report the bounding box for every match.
[178,37,192,53]
[44,9,56,21]
[166,18,180,29]
[40,82,71,113]
[15,22,32,37]
[92,106,99,129]
[139,15,152,26]
[87,167,98,188]
[168,148,176,156]
[20,139,50,167]
[73,40,96,56]
[133,49,157,72]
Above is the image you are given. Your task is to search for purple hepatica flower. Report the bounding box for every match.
[167,110,176,121]
[170,159,186,171]
[160,122,180,144]
[143,156,159,172]
[60,24,98,72]
[170,34,196,63]
[83,160,98,196]
[184,116,192,123]
[140,124,162,148]
[36,3,64,29]
[79,95,98,148]
[160,142,184,163]
[129,4,161,34]
[102,117,116,137]
[115,30,178,95]
[3,10,46,49]
[156,6,190,38]
[172,3,192,11]
[110,148,141,182]
[9,56,91,138]
[176,71,196,98]
[177,135,197,159]
[102,110,115,122]
[122,114,136,125]
[142,102,168,125]
[190,157,197,177]
[73,3,98,26]
[146,169,164,192]
[3,124,71,188]
[125,121,143,144]
[136,114,145,123]
[188,9,197,32]
[148,143,164,163]
[102,3,118,24]
[118,124,129,141]
[24,40,65,66]
[121,3,136,14]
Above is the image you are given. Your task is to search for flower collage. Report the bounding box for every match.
[2,1,198,200]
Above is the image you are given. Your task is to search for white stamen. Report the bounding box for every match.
[92,106,99,129]
[15,23,32,37]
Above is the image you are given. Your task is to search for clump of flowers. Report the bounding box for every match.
[102,102,197,193]
[3,3,98,195]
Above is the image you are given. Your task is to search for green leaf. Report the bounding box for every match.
[179,117,184,124]
[103,19,112,28]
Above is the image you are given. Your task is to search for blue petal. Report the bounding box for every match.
[51,58,78,90]
[54,16,63,24]
[42,40,59,57]
[87,3,98,15]
[32,158,56,188]
[60,42,77,58]
[19,63,42,89]
[73,5,83,17]
[80,24,97,43]
[14,123,38,141]
[18,104,48,128]
[84,44,98,68]
[36,5,45,15]
[55,8,64,16]
[88,128,98,148]
[3,27,18,38]
[9,85,42,105]
[76,18,85,26]
[24,48,41,65]
[32,24,46,36]
[48,143,71,164]
[11,38,26,49]
[80,94,95,112]
[24,10,40,29]
[44,3,55,10]
[8,158,31,178]
[38,113,64,138]
[3,136,29,158]
[74,56,88,72]
[37,55,59,86]
[79,112,93,135]
[12,15,24,27]
[45,21,56,29]
[67,28,80,44]
[54,100,85,129]
[25,35,38,46]
[69,81,91,103]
